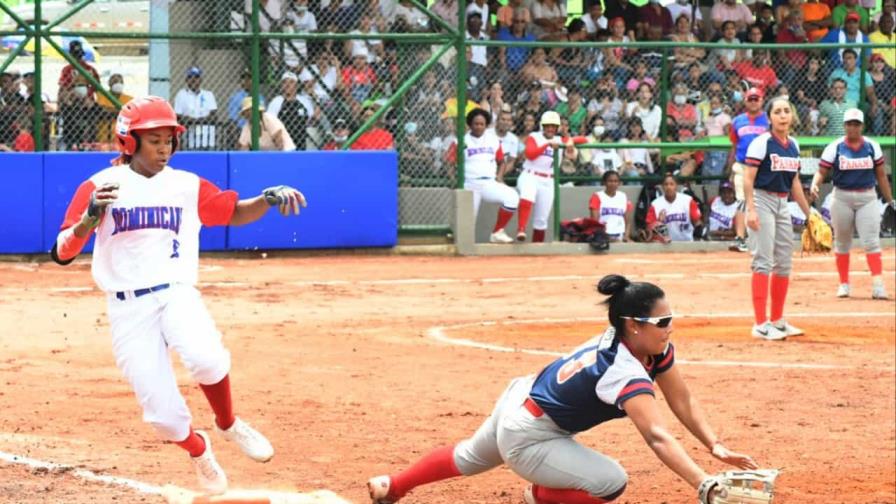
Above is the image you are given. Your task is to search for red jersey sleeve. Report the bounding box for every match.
[495,144,504,163]
[588,193,601,211]
[60,180,96,231]
[14,132,35,152]
[198,178,238,227]
[689,199,701,222]
[626,200,633,213]
[445,141,457,164]
[54,180,96,262]
[646,205,658,228]
[524,136,550,160]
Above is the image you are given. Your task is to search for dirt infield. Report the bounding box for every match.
[0,250,894,504]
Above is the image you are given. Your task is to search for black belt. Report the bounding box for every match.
[116,283,170,301]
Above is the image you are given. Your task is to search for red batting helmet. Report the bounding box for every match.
[115,96,186,156]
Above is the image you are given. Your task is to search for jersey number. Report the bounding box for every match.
[556,352,597,385]
[171,239,180,258]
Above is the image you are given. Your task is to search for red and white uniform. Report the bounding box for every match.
[56,165,238,442]
[708,196,738,233]
[588,191,631,238]
[518,132,585,231]
[646,193,701,242]
[459,131,519,217]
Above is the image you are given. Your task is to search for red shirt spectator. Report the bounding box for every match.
[733,56,779,94]
[58,41,100,99]
[776,14,810,69]
[639,2,674,36]
[341,63,377,88]
[351,128,394,150]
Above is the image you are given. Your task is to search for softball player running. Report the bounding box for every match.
[810,108,895,299]
[452,108,519,243]
[515,111,586,242]
[51,96,306,494]
[728,88,769,252]
[744,97,812,341]
[367,275,758,504]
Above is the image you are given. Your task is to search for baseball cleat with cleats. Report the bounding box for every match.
[490,229,514,244]
[516,231,527,242]
[191,430,228,495]
[836,283,850,298]
[772,319,804,337]
[367,475,398,504]
[751,322,787,341]
[215,417,274,463]
[872,282,889,300]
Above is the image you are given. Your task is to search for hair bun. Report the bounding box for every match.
[597,274,630,296]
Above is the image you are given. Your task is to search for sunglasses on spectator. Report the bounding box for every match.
[621,315,674,328]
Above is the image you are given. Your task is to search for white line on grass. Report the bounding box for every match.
[426,316,895,371]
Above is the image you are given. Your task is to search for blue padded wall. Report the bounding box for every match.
[0,154,43,253]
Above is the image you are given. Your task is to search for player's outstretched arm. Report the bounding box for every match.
[229,185,306,226]
[656,366,758,470]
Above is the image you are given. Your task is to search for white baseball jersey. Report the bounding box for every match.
[494,130,520,161]
[708,196,737,232]
[57,165,237,293]
[522,132,558,175]
[649,193,698,242]
[464,130,504,180]
[589,191,630,236]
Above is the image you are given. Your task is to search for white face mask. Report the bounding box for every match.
[593,125,606,137]
[334,134,348,142]
[111,83,124,94]
[674,95,687,105]
[73,85,88,98]
[296,5,308,12]
[779,95,790,101]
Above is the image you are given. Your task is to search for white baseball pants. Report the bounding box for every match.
[107,284,231,442]
[453,376,627,499]
[465,177,520,219]
[831,187,881,255]
[516,171,555,231]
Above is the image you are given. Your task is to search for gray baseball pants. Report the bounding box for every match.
[748,189,793,276]
[831,187,881,255]
[453,376,628,498]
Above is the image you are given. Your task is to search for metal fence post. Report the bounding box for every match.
[33,1,43,151]
[454,0,468,189]
[658,46,671,167]
[250,0,261,151]
[553,145,561,241]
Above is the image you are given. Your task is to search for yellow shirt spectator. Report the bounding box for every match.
[869,30,895,69]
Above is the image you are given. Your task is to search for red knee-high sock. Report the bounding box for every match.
[867,252,883,276]
[517,199,534,233]
[199,374,236,430]
[533,485,615,504]
[533,229,546,242]
[494,207,514,232]
[751,272,770,325]
[387,445,461,499]
[770,274,789,322]
[836,253,850,284]
[175,427,207,457]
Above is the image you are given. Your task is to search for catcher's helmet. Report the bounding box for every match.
[115,96,186,156]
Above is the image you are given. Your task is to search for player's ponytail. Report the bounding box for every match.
[598,274,665,340]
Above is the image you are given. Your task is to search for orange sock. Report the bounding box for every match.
[770,274,789,322]
[836,253,850,284]
[199,374,235,430]
[517,199,533,233]
[867,252,883,276]
[533,484,623,503]
[751,272,769,324]
[388,445,461,499]
[175,427,206,457]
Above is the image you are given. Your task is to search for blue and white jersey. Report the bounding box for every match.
[528,328,675,433]
[819,136,884,191]
[730,112,769,164]
[745,133,801,194]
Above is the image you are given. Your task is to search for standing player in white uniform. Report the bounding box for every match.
[50,96,307,494]
[515,111,587,242]
[367,275,759,504]
[743,98,812,341]
[645,173,702,243]
[706,181,738,241]
[588,171,632,242]
[452,108,519,243]
[810,108,895,299]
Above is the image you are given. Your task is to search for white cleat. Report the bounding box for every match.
[191,430,228,495]
[215,417,274,463]
[523,484,538,504]
[836,283,850,298]
[490,229,515,244]
[772,319,804,337]
[752,322,787,341]
[367,475,397,504]
[872,280,889,300]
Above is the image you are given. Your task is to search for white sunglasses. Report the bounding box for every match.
[621,315,674,328]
